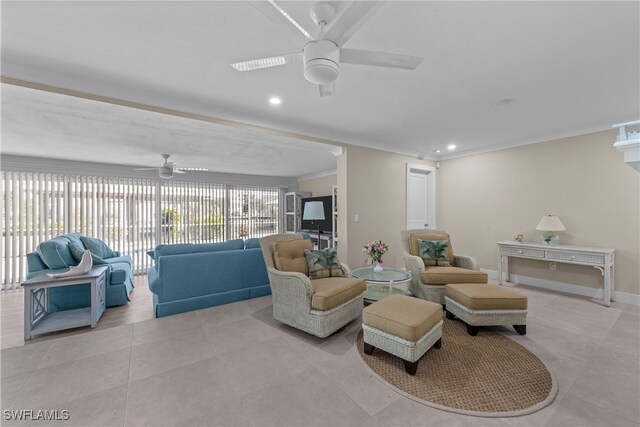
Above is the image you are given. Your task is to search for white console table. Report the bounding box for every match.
[497,241,615,306]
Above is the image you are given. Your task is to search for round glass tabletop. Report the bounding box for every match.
[351,267,412,283]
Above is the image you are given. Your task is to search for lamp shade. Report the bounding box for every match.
[303,201,325,220]
[536,215,566,232]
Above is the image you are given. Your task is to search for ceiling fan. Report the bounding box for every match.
[134,154,206,179]
[232,1,424,96]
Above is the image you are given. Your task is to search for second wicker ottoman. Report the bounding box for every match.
[362,294,443,375]
[444,283,528,336]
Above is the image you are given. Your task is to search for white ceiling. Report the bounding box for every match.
[0,84,340,178]
[1,1,639,169]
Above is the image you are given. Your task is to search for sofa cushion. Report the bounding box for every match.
[304,248,345,279]
[420,267,488,285]
[68,241,107,265]
[417,239,451,267]
[409,232,454,265]
[36,237,75,269]
[363,295,442,342]
[445,283,528,310]
[104,255,132,265]
[64,233,85,250]
[273,239,313,275]
[81,236,118,259]
[310,277,365,310]
[154,240,244,258]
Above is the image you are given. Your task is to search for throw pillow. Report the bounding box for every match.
[80,236,117,259]
[36,238,71,269]
[304,247,346,279]
[68,241,107,265]
[417,239,451,267]
[273,239,313,275]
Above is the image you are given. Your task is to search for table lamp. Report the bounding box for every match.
[303,201,325,248]
[536,215,566,246]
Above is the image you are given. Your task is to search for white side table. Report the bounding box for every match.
[22,265,108,340]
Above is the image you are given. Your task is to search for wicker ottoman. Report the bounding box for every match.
[362,294,443,375]
[444,283,528,336]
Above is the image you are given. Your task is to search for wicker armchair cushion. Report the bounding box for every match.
[445,283,527,310]
[409,232,454,265]
[273,239,313,275]
[363,295,442,342]
[420,266,488,285]
[311,277,366,310]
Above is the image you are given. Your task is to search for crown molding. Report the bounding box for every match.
[296,169,337,182]
[437,125,616,161]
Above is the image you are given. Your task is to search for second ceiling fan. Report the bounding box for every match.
[232,1,424,96]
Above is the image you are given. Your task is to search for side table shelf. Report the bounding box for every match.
[22,265,108,340]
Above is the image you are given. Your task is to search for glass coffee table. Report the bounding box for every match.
[351,267,412,304]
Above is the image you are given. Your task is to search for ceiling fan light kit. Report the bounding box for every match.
[304,40,339,84]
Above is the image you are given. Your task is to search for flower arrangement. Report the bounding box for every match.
[362,240,389,265]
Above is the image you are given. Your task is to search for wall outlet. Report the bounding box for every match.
[354,214,359,223]
[549,262,557,271]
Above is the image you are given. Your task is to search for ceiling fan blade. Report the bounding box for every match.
[341,48,424,70]
[133,168,159,171]
[318,83,334,97]
[231,53,301,72]
[322,1,385,47]
[249,1,313,44]
[173,169,187,174]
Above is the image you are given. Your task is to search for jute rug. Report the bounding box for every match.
[355,318,557,417]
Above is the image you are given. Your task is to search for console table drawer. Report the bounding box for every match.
[500,246,545,258]
[546,250,604,265]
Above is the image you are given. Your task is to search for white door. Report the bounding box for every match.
[406,163,436,229]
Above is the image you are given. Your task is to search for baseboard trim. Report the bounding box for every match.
[481,269,640,306]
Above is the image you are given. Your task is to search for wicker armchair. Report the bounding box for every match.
[259,233,364,338]
[401,229,487,304]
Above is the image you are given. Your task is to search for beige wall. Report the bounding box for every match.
[437,130,640,295]
[337,145,435,269]
[297,173,337,197]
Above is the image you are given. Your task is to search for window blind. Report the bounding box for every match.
[1,171,282,289]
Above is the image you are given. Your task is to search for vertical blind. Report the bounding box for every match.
[1,171,282,290]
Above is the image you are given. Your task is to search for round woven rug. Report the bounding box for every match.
[355,318,557,417]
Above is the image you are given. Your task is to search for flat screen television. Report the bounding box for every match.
[301,196,333,233]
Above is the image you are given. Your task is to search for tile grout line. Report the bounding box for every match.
[121,326,134,427]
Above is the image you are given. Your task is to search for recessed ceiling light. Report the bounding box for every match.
[433,149,441,153]
[447,144,456,151]
[269,97,281,105]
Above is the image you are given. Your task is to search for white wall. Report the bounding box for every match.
[437,130,640,296]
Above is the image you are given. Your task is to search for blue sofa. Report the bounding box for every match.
[26,233,134,311]
[147,238,270,318]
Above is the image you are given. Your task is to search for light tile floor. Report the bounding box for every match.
[1,278,639,427]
